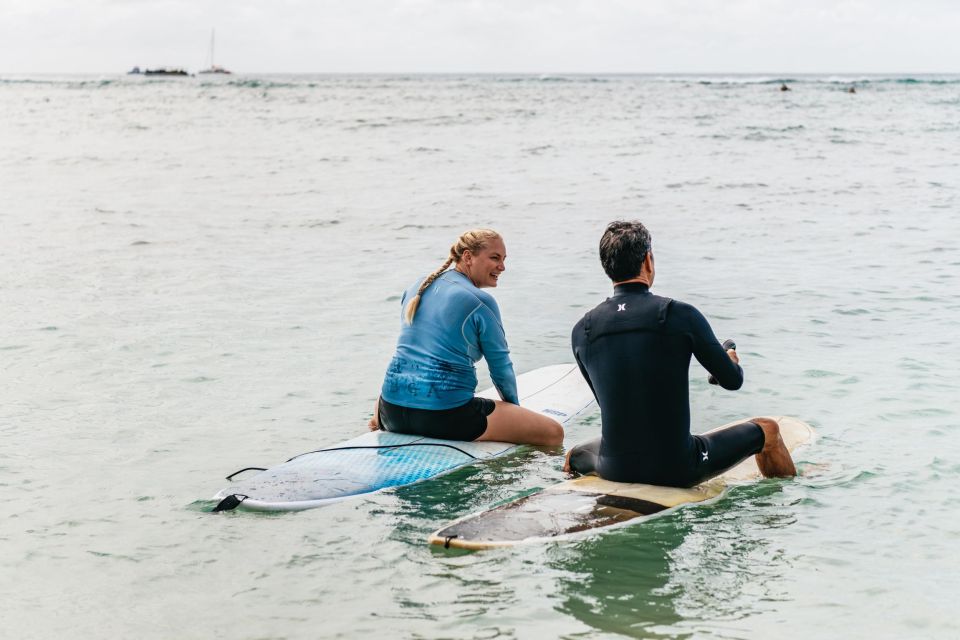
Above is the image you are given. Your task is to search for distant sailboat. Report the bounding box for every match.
[198,29,232,74]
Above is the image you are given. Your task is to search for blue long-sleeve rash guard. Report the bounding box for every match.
[381,270,520,409]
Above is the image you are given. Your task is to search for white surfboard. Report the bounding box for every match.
[428,416,815,549]
[211,364,595,512]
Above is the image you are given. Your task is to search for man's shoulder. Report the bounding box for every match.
[663,296,695,313]
[576,292,703,329]
[572,312,589,334]
[658,297,709,330]
[572,297,608,341]
[581,291,680,315]
[574,296,612,325]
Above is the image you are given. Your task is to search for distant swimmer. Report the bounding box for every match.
[563,220,797,486]
[780,83,791,92]
[848,86,857,94]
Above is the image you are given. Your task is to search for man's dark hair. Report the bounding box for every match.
[599,220,652,281]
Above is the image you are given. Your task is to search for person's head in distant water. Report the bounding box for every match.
[599,220,654,286]
[404,229,505,324]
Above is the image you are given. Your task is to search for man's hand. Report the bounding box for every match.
[708,339,739,385]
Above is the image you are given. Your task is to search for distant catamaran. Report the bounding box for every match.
[198,29,232,75]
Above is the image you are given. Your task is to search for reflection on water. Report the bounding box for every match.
[551,482,798,638]
[553,519,694,639]
[385,448,555,541]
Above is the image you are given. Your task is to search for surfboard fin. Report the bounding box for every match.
[212,494,249,513]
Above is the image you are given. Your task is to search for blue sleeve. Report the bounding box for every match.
[473,302,520,405]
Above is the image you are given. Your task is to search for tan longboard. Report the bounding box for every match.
[427,416,815,550]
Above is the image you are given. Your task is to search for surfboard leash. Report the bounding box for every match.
[224,467,267,481]
[286,442,481,462]
[219,443,480,484]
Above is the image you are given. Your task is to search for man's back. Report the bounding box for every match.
[571,282,744,483]
[565,219,795,486]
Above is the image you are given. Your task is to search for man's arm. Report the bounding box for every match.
[571,318,599,402]
[686,305,743,390]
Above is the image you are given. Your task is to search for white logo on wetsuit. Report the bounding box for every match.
[701,450,709,461]
[617,304,626,311]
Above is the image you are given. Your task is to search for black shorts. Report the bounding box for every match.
[378,396,496,442]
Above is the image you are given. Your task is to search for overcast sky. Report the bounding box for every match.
[2,0,958,74]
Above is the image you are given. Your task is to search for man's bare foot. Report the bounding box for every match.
[752,417,797,478]
[368,417,379,431]
[562,448,574,474]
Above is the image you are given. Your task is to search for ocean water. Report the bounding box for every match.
[1,73,958,639]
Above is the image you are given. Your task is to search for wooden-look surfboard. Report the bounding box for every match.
[428,416,815,549]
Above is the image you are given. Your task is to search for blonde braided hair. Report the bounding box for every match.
[404,228,502,324]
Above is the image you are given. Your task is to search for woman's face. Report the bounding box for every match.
[459,237,507,288]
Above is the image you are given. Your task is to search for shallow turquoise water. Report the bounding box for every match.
[1,74,958,639]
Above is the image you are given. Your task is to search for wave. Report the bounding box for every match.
[209,79,313,90]
[492,74,611,84]
[690,75,960,86]
[0,77,117,87]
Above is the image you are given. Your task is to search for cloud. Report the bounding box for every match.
[1,0,958,73]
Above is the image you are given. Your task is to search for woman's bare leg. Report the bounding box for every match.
[476,400,563,446]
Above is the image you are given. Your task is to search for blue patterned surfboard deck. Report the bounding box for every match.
[211,364,595,512]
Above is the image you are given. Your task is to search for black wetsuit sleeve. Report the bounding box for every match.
[684,303,743,390]
[571,318,598,402]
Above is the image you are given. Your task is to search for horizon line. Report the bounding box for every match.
[3,70,960,76]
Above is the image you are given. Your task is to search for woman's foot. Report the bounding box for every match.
[368,397,381,431]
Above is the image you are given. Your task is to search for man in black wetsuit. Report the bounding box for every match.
[564,221,796,486]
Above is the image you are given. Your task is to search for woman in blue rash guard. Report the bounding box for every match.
[370,229,563,446]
